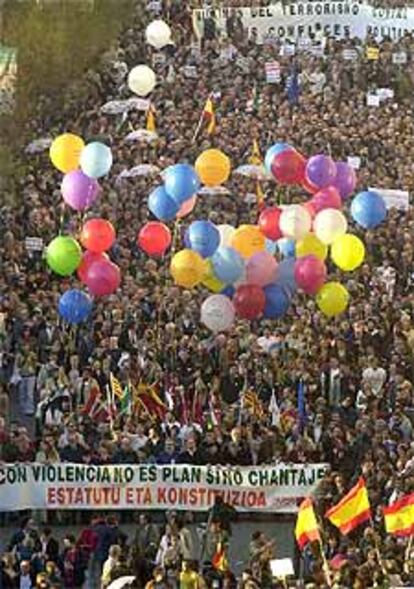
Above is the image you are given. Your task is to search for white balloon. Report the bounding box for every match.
[146,20,172,50]
[128,65,156,97]
[201,294,235,333]
[314,208,348,245]
[279,205,312,240]
[217,224,235,247]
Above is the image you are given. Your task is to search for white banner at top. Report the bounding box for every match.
[193,3,414,42]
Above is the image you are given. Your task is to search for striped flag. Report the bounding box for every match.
[146,104,156,133]
[202,96,216,135]
[383,493,414,537]
[212,542,228,571]
[110,373,124,400]
[243,390,264,418]
[325,478,371,535]
[248,139,262,166]
[295,498,321,549]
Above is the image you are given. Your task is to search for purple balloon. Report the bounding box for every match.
[61,170,100,211]
[305,155,337,189]
[332,161,357,200]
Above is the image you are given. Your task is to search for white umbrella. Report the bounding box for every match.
[101,100,130,115]
[198,186,231,196]
[118,164,160,179]
[25,137,52,154]
[234,164,270,180]
[107,576,136,589]
[124,129,158,143]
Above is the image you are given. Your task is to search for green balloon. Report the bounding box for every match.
[46,235,82,276]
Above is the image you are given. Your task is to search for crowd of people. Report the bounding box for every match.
[2,0,414,586]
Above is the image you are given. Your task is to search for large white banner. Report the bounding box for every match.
[193,3,414,42]
[0,463,327,513]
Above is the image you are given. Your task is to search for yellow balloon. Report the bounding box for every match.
[195,149,231,187]
[316,282,349,317]
[295,233,328,261]
[202,260,225,293]
[230,225,265,259]
[49,133,85,173]
[170,249,206,288]
[331,234,365,272]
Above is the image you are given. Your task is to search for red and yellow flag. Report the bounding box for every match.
[383,493,414,537]
[325,478,371,535]
[203,96,215,135]
[212,542,228,571]
[146,105,156,133]
[295,498,321,550]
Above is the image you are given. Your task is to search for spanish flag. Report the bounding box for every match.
[325,478,371,535]
[110,372,124,400]
[203,96,215,135]
[212,542,228,571]
[295,498,321,549]
[146,105,156,133]
[383,493,414,537]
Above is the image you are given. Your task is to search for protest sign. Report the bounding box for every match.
[265,61,281,83]
[347,156,361,170]
[367,94,380,107]
[392,51,407,64]
[25,238,44,252]
[0,463,327,513]
[368,188,410,211]
[366,46,380,60]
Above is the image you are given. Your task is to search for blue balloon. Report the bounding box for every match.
[183,228,191,249]
[148,185,179,221]
[188,220,220,258]
[164,164,200,205]
[277,238,296,258]
[350,190,387,229]
[221,285,235,299]
[264,143,291,173]
[265,239,277,255]
[58,289,92,324]
[277,258,297,296]
[80,142,113,179]
[264,284,291,319]
[212,246,245,284]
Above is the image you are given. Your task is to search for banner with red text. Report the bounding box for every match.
[0,463,327,513]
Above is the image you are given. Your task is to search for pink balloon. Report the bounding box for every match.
[294,255,327,295]
[77,251,109,283]
[246,251,278,287]
[177,195,197,219]
[85,259,121,297]
[310,186,342,214]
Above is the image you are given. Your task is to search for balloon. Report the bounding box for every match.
[221,285,235,299]
[271,149,305,184]
[258,207,282,241]
[86,259,121,296]
[170,249,206,288]
[177,195,197,219]
[264,143,292,173]
[333,162,357,200]
[230,225,266,258]
[295,233,327,261]
[306,155,337,189]
[50,133,84,173]
[201,294,235,332]
[351,191,387,229]
[138,222,171,257]
[128,65,156,96]
[331,234,365,272]
[233,284,266,320]
[277,258,297,295]
[58,289,92,324]
[61,170,100,211]
[263,284,290,319]
[212,247,245,284]
[77,251,108,283]
[217,224,235,247]
[202,260,225,293]
[80,218,116,253]
[279,205,312,240]
[146,19,171,49]
[316,282,349,317]
[80,142,113,179]
[46,236,82,276]
[187,220,220,258]
[195,149,231,187]
[313,209,348,245]
[246,251,278,287]
[294,255,327,295]
[164,164,200,205]
[148,185,179,221]
[310,186,342,214]
[302,174,319,195]
[265,239,277,255]
[277,238,296,258]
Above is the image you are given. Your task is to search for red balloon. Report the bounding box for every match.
[86,259,121,296]
[294,255,327,295]
[77,251,109,283]
[271,150,306,185]
[258,207,283,241]
[310,186,342,214]
[138,222,172,257]
[80,218,116,253]
[302,173,319,195]
[302,201,317,220]
[233,284,266,320]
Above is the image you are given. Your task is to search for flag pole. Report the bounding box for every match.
[405,534,413,563]
[105,384,115,436]
[313,509,333,588]
[192,111,205,144]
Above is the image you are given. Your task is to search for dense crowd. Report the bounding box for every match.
[2,0,414,587]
